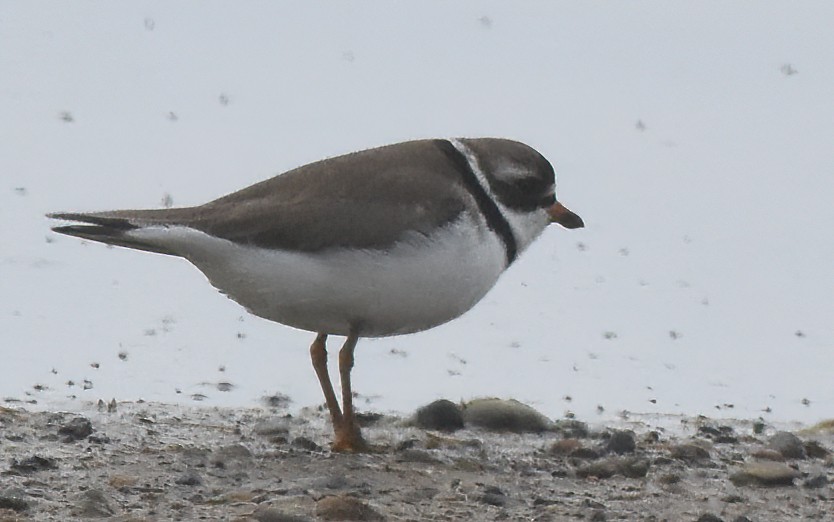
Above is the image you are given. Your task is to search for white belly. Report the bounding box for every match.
[129,216,507,337]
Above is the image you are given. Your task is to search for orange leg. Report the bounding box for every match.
[309,333,343,428]
[332,331,366,452]
[309,332,366,452]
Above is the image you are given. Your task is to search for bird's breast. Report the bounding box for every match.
[177,215,508,337]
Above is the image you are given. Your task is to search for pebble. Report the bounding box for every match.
[10,455,57,474]
[669,443,711,463]
[292,436,322,452]
[253,508,314,522]
[315,495,384,521]
[606,430,636,454]
[729,461,800,486]
[0,487,29,512]
[462,398,551,433]
[253,418,291,437]
[479,491,506,507]
[802,473,828,489]
[210,444,253,468]
[552,419,590,438]
[767,431,806,459]
[698,425,737,444]
[414,399,464,432]
[590,509,607,521]
[696,515,723,522]
[803,440,830,459]
[750,449,785,462]
[58,417,93,442]
[175,471,203,486]
[576,457,649,479]
[72,489,115,518]
[549,438,583,456]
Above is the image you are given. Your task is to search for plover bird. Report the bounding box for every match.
[49,138,583,451]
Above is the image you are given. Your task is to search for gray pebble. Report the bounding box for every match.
[606,430,636,454]
[72,489,115,518]
[479,492,506,506]
[698,424,737,444]
[670,443,711,463]
[292,436,322,452]
[58,417,93,442]
[553,419,590,438]
[315,495,384,521]
[253,418,291,437]
[414,399,464,432]
[803,440,830,459]
[175,471,203,486]
[210,443,253,468]
[462,398,551,433]
[254,508,314,522]
[803,473,828,489]
[768,431,806,459]
[590,509,607,521]
[576,457,649,479]
[10,455,57,474]
[0,487,29,512]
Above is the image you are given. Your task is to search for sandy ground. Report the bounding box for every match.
[1,400,832,521]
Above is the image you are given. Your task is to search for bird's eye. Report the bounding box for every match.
[538,193,556,208]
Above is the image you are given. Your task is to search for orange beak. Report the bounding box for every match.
[547,202,584,229]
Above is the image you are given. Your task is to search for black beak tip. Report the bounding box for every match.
[562,212,585,229]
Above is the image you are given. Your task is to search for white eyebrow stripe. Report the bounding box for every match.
[448,138,496,199]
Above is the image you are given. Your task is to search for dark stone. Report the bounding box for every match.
[606,430,636,454]
[254,508,313,522]
[483,485,505,496]
[72,489,115,518]
[670,444,711,463]
[619,457,650,478]
[315,495,384,521]
[590,510,607,522]
[292,437,322,452]
[657,473,682,485]
[803,440,830,459]
[698,425,737,443]
[479,492,506,506]
[0,487,29,512]
[314,475,350,490]
[253,419,291,437]
[396,449,439,464]
[696,515,724,522]
[414,399,464,432]
[571,447,602,460]
[768,431,806,459]
[803,474,828,489]
[210,444,253,468]
[356,412,384,426]
[477,486,509,507]
[58,417,93,442]
[175,471,203,486]
[10,455,58,474]
[553,419,590,438]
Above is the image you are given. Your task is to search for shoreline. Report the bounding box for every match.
[1,400,832,520]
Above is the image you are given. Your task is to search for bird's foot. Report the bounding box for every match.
[331,423,368,453]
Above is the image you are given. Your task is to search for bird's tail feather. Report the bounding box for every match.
[47,210,187,256]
